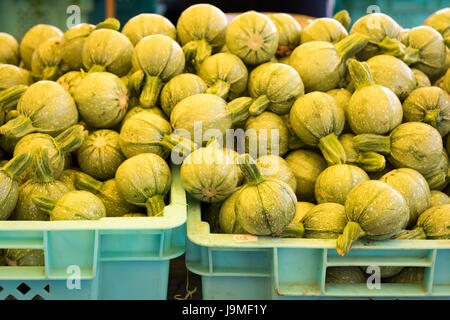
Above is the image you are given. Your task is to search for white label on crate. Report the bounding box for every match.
[233,235,258,242]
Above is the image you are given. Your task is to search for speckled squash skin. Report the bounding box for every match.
[82,29,133,77]
[160,73,207,117]
[366,55,417,101]
[302,203,347,239]
[0,64,32,91]
[326,267,367,284]
[74,72,128,129]
[380,168,431,227]
[31,38,63,81]
[424,150,449,191]
[61,23,95,71]
[181,143,243,203]
[198,53,248,101]
[247,62,304,116]
[235,155,297,236]
[415,204,450,239]
[56,71,84,96]
[115,153,171,215]
[301,18,348,44]
[219,189,247,234]
[58,169,78,191]
[256,155,297,194]
[0,33,19,65]
[267,13,301,57]
[285,149,327,202]
[120,106,167,128]
[122,13,176,46]
[402,86,450,137]
[315,164,369,205]
[78,129,125,181]
[430,190,450,207]
[291,202,316,224]
[245,112,291,158]
[412,68,431,88]
[19,24,63,70]
[226,11,279,66]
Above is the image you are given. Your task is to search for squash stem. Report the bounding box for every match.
[140,75,163,108]
[335,33,369,61]
[95,18,121,31]
[353,134,391,155]
[237,153,265,186]
[348,59,374,90]
[356,151,386,172]
[183,39,212,72]
[89,64,106,73]
[333,10,351,30]
[423,109,441,127]
[318,133,347,165]
[32,148,54,183]
[0,85,28,112]
[160,133,198,158]
[145,195,166,217]
[2,152,33,181]
[206,79,231,100]
[128,70,145,96]
[75,171,103,194]
[402,47,421,66]
[228,96,253,125]
[249,95,271,117]
[279,222,305,238]
[0,114,36,139]
[336,221,365,256]
[31,196,56,216]
[42,66,60,81]
[54,125,88,154]
[376,36,407,59]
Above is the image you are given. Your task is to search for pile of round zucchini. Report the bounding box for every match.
[0,5,449,272]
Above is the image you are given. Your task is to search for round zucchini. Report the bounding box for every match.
[326,267,367,284]
[301,203,347,239]
[218,189,247,234]
[430,190,450,207]
[267,13,302,57]
[0,64,32,91]
[412,68,431,88]
[256,155,297,194]
[414,204,450,239]
[301,18,348,44]
[5,249,44,266]
[122,13,176,46]
[31,38,63,81]
[60,23,95,71]
[0,33,19,65]
[56,71,84,96]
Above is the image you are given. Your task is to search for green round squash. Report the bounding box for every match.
[347,60,403,135]
[424,8,450,45]
[256,155,297,194]
[77,129,125,181]
[414,204,450,239]
[234,154,297,235]
[12,148,71,221]
[267,13,302,57]
[0,81,79,140]
[402,26,446,79]
[13,125,87,182]
[61,23,95,71]
[122,13,176,46]
[349,13,403,61]
[31,38,63,81]
[75,171,140,217]
[289,91,346,165]
[74,72,128,128]
[291,202,316,225]
[119,111,172,159]
[326,267,367,284]
[19,24,63,70]
[301,203,347,239]
[327,88,352,133]
[245,112,290,158]
[181,141,243,203]
[247,62,304,116]
[198,53,248,101]
[120,106,167,128]
[131,35,185,108]
[0,152,33,220]
[379,168,431,227]
[360,266,404,279]
[430,190,450,207]
[32,190,106,221]
[289,34,368,92]
[5,249,44,266]
[444,68,450,94]
[58,169,78,191]
[402,86,450,137]
[82,29,133,76]
[337,180,410,255]
[386,267,425,284]
[315,164,369,205]
[225,11,279,66]
[56,71,84,96]
[0,64,32,91]
[160,73,207,117]
[177,4,227,71]
[285,149,327,202]
[218,189,247,234]
[115,153,171,216]
[366,55,417,101]
[0,33,19,65]
[301,18,348,44]
[412,68,431,88]
[424,150,449,191]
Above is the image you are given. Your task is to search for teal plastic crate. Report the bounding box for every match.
[334,0,448,29]
[0,166,186,300]
[186,196,450,300]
